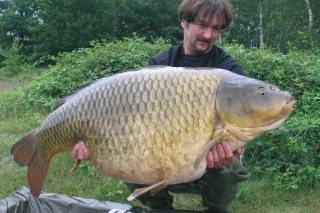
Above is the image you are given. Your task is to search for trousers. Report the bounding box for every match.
[125,158,249,213]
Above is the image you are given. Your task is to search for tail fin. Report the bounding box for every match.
[10,130,37,166]
[10,130,50,198]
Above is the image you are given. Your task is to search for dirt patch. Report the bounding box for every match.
[0,80,18,93]
[0,155,11,165]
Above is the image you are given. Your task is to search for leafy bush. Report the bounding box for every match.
[25,36,170,109]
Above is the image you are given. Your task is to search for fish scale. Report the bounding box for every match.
[10,66,295,201]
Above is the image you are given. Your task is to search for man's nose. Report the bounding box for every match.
[202,27,213,39]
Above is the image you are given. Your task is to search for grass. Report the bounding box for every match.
[1,74,320,213]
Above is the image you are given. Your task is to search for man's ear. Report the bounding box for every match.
[181,19,187,29]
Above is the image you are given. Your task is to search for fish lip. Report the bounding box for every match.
[283,95,296,117]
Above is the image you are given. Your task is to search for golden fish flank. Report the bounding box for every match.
[10,66,296,201]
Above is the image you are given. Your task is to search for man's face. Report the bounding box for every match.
[181,13,223,55]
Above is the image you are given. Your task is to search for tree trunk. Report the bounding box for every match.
[259,1,263,49]
[304,0,314,46]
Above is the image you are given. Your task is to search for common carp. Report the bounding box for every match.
[10,66,296,201]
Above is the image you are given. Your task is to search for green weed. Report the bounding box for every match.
[0,37,26,77]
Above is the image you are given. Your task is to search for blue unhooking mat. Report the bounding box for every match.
[0,186,147,213]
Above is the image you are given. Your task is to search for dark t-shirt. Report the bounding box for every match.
[148,44,245,76]
[175,47,212,67]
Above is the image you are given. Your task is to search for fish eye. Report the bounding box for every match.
[258,87,267,96]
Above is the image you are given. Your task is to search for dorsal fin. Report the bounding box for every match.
[53,82,93,110]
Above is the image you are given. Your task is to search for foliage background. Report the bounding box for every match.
[0,0,319,64]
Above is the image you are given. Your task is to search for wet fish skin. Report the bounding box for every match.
[10,66,296,200]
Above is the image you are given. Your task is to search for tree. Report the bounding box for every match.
[0,0,319,65]
[223,1,260,48]
[0,37,25,76]
[0,0,38,58]
[304,0,315,47]
[226,0,319,52]
[0,0,182,63]
[115,0,182,43]
[259,1,263,49]
[29,0,119,62]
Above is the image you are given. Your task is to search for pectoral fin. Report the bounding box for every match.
[193,129,228,170]
[127,180,167,201]
[68,158,81,174]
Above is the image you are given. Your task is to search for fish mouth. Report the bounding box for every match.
[282,95,296,117]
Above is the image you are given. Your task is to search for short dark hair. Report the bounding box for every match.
[178,0,235,29]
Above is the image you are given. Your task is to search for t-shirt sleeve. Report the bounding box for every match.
[227,64,245,76]
[147,58,157,65]
[216,52,245,76]
[147,46,179,66]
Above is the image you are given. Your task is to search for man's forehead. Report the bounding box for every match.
[195,12,225,25]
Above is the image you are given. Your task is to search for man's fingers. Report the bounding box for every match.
[206,151,214,168]
[83,149,90,160]
[221,141,234,165]
[215,143,226,165]
[206,141,241,169]
[234,147,245,155]
[71,141,91,160]
[71,144,79,158]
[211,145,224,169]
[78,149,84,160]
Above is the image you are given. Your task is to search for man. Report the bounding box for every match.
[73,0,249,212]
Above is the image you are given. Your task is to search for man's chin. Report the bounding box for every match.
[194,46,211,54]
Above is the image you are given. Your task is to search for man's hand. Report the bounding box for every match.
[71,141,90,160]
[206,141,245,169]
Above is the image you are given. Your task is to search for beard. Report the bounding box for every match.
[192,37,214,54]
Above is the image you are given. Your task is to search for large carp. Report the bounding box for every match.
[11,66,296,201]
